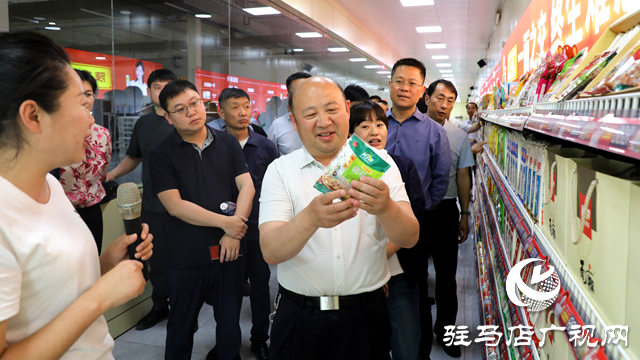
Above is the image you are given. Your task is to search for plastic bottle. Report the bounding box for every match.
[220,201,236,215]
[126,74,130,85]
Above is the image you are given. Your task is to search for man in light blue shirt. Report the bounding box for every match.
[267,72,312,156]
[385,58,451,360]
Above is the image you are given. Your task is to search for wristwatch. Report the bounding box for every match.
[460,211,471,216]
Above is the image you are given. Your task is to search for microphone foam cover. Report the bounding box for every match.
[117,182,142,207]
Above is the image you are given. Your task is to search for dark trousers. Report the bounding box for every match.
[270,286,391,360]
[245,238,271,343]
[165,257,246,360]
[141,210,171,309]
[77,203,103,255]
[419,199,460,356]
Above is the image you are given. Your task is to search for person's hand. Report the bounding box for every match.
[105,171,116,183]
[219,234,241,263]
[222,215,248,240]
[347,177,391,216]
[307,190,359,229]
[90,260,146,311]
[100,223,153,274]
[471,141,487,155]
[458,216,470,244]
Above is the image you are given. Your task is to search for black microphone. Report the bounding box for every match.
[117,182,149,280]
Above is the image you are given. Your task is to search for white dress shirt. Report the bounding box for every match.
[443,121,475,199]
[267,114,303,156]
[259,146,410,296]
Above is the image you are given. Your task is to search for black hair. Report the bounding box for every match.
[466,102,478,109]
[426,79,458,100]
[136,60,144,72]
[288,77,345,115]
[378,99,388,105]
[369,95,382,102]
[416,95,428,114]
[0,31,70,159]
[147,69,177,87]
[75,69,97,94]
[349,100,388,135]
[218,88,250,111]
[286,72,312,93]
[391,58,426,83]
[344,84,370,103]
[159,80,199,113]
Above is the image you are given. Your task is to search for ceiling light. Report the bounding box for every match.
[327,47,349,52]
[349,58,367,62]
[443,74,454,78]
[400,0,434,6]
[49,21,56,25]
[296,32,322,38]
[120,10,132,15]
[436,63,451,67]
[387,75,391,78]
[439,69,452,73]
[365,65,381,69]
[293,48,304,52]
[34,17,46,21]
[425,43,446,49]
[243,7,281,16]
[96,56,106,60]
[377,71,391,74]
[45,26,60,30]
[195,14,212,18]
[432,55,449,59]
[416,26,442,33]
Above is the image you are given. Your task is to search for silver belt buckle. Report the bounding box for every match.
[320,296,339,311]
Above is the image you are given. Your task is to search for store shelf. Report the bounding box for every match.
[482,146,632,360]
[479,107,533,131]
[474,221,492,360]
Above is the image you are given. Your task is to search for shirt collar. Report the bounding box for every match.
[171,126,215,145]
[386,107,427,124]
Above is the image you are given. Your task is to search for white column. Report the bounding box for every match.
[187,16,202,84]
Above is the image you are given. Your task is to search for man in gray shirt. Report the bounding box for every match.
[267,72,311,156]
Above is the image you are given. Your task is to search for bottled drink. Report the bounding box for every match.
[220,201,236,215]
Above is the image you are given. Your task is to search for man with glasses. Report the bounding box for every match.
[106,69,178,331]
[149,80,255,360]
[385,58,451,360]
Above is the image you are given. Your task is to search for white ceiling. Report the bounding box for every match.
[335,0,502,101]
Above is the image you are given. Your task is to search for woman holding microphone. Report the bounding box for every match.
[0,32,153,360]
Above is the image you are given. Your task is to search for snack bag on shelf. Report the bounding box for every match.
[313,134,390,200]
[535,51,554,101]
[557,51,618,101]
[585,37,640,95]
[507,72,531,109]
[542,49,586,102]
[522,58,548,106]
[518,137,528,202]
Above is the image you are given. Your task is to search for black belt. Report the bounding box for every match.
[279,285,384,311]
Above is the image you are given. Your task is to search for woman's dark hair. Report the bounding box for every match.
[75,69,97,94]
[349,100,388,134]
[0,32,70,158]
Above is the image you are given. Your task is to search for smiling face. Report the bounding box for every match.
[466,103,478,119]
[136,64,144,81]
[163,88,206,136]
[290,77,350,165]
[425,83,456,124]
[219,96,251,132]
[389,65,426,111]
[353,111,388,150]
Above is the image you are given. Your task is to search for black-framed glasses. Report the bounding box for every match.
[167,98,203,116]
[391,79,422,89]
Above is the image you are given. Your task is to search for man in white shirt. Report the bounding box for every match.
[424,80,475,358]
[259,77,419,360]
[450,102,481,141]
[267,72,312,156]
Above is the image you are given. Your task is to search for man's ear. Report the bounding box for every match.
[164,112,173,125]
[18,100,43,135]
[289,113,298,131]
[218,106,225,120]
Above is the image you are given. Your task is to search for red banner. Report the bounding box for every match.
[481,0,638,95]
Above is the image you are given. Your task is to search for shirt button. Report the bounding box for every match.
[333,227,338,231]
[338,284,343,290]
[337,255,341,259]
[396,140,399,143]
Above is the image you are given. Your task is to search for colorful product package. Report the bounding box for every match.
[557,50,618,101]
[542,49,586,102]
[585,37,640,95]
[313,135,390,200]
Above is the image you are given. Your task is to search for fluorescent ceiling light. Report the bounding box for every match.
[365,65,382,69]
[400,0,434,6]
[377,71,391,74]
[442,74,454,77]
[425,43,446,49]
[296,32,322,38]
[436,63,452,67]
[34,17,46,20]
[45,26,60,30]
[439,69,453,73]
[195,14,212,18]
[387,75,391,78]
[432,55,449,59]
[293,48,304,52]
[120,10,131,15]
[243,7,281,16]
[327,47,349,52]
[96,56,106,60]
[349,58,367,62]
[49,21,56,25]
[416,26,442,33]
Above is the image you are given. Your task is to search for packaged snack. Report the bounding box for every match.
[585,38,640,95]
[542,49,586,102]
[557,50,618,101]
[313,135,390,200]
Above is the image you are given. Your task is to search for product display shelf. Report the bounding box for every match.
[474,212,492,360]
[482,146,632,360]
[479,107,534,131]
[477,194,513,360]
[477,163,540,360]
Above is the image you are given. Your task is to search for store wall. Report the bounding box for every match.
[450,102,469,121]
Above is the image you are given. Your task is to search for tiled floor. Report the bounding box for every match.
[114,218,483,360]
